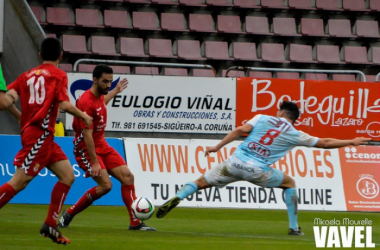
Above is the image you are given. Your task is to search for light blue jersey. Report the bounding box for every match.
[234,115,319,168]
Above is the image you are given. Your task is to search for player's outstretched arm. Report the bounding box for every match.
[59,101,92,128]
[205,123,253,156]
[314,137,371,149]
[105,78,128,105]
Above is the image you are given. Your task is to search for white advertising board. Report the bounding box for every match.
[66,74,236,134]
[124,138,346,211]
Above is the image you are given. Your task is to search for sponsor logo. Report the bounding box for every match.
[344,147,380,163]
[313,217,375,248]
[33,164,40,172]
[356,174,379,199]
[247,142,270,157]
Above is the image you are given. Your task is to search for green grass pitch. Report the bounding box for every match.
[0,204,379,250]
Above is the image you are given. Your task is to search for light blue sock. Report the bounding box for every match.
[175,182,198,200]
[284,188,298,230]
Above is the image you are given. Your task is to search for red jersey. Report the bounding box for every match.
[8,64,69,135]
[73,89,109,153]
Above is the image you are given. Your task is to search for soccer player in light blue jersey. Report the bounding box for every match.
[156,101,370,235]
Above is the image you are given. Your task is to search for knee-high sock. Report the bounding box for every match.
[0,183,16,209]
[121,185,140,227]
[67,186,100,217]
[45,182,70,227]
[176,182,198,200]
[284,188,298,230]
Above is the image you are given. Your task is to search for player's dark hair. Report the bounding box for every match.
[93,64,113,79]
[40,38,62,61]
[279,101,300,123]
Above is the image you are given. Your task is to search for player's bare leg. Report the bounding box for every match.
[59,169,111,228]
[39,160,73,244]
[110,165,156,231]
[279,174,304,236]
[156,175,211,219]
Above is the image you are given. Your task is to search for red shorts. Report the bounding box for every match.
[14,131,68,177]
[75,146,126,178]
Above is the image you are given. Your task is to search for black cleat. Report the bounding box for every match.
[288,227,305,236]
[156,196,181,219]
[58,209,73,228]
[40,223,71,244]
[129,222,157,231]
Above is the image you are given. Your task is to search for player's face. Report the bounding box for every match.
[96,73,113,95]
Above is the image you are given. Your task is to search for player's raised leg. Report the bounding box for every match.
[109,165,156,231]
[156,175,210,219]
[59,169,111,228]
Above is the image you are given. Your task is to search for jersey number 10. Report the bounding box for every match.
[27,76,46,104]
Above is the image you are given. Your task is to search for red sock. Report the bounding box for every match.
[0,183,16,209]
[44,182,70,227]
[121,185,140,226]
[67,186,100,217]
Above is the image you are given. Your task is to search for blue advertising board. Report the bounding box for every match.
[0,135,127,205]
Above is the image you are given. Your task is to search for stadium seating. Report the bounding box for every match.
[260,43,289,63]
[192,69,215,77]
[328,19,356,38]
[249,71,272,78]
[233,0,260,8]
[30,6,45,24]
[304,73,329,80]
[288,44,316,63]
[206,0,232,6]
[132,12,160,30]
[58,63,73,72]
[332,74,356,81]
[178,0,205,6]
[342,0,368,11]
[163,68,188,76]
[62,35,91,54]
[104,10,131,29]
[232,42,260,61]
[151,0,179,4]
[288,0,315,10]
[369,47,380,64]
[300,18,328,37]
[76,9,104,28]
[90,36,119,56]
[316,45,344,64]
[78,64,96,73]
[273,17,300,36]
[189,14,216,33]
[148,39,176,58]
[222,70,244,77]
[369,0,380,11]
[135,67,160,75]
[204,41,232,60]
[260,0,287,9]
[276,72,300,79]
[176,40,205,60]
[354,20,380,38]
[343,46,371,64]
[315,0,342,10]
[217,15,244,34]
[46,7,74,26]
[245,16,272,35]
[161,13,187,31]
[119,37,148,57]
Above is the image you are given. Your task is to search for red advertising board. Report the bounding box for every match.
[236,78,380,139]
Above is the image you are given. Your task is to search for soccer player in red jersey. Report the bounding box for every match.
[0,38,92,244]
[58,64,156,231]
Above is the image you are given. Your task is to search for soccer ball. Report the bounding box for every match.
[131,197,155,220]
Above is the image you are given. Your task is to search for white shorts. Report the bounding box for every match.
[204,155,284,188]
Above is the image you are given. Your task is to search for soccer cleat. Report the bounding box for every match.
[156,196,181,219]
[129,222,157,231]
[58,209,73,228]
[288,227,305,236]
[40,223,71,244]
